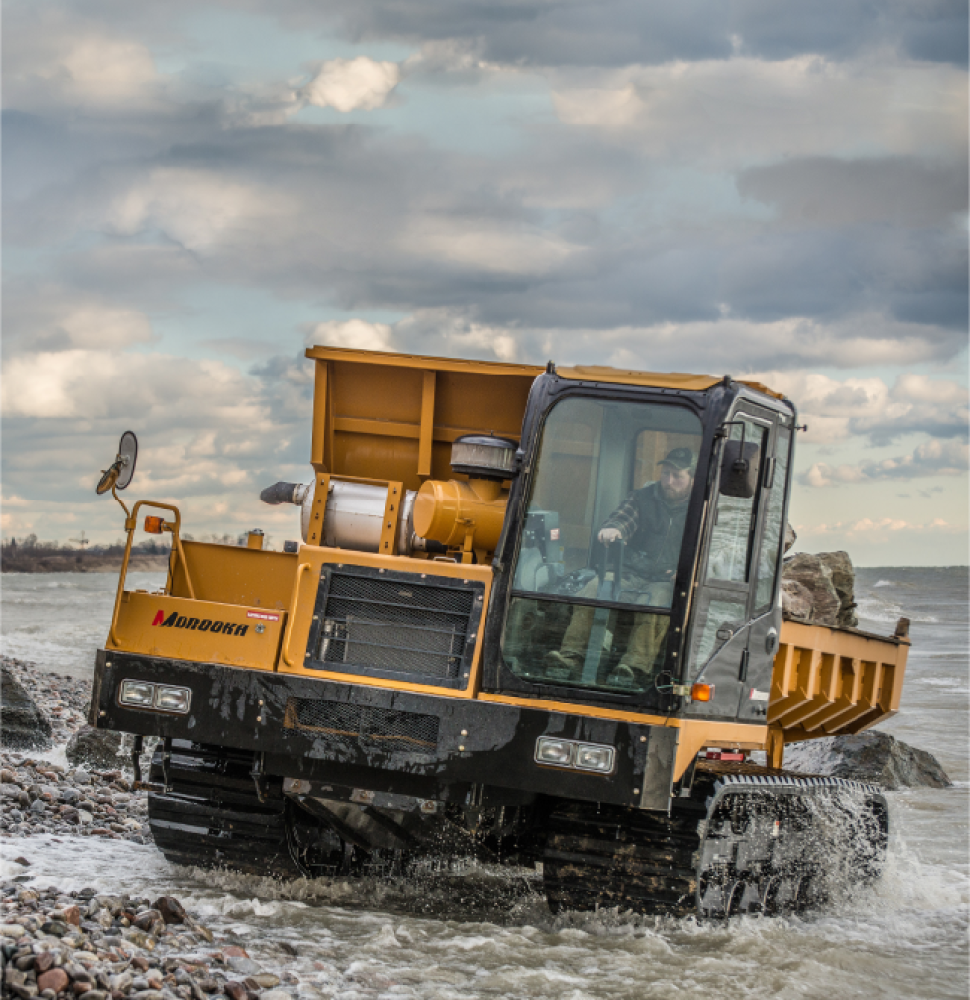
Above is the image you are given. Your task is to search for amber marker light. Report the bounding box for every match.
[691,683,713,702]
[144,515,165,534]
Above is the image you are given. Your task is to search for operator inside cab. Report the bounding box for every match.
[502,396,704,700]
[544,446,695,687]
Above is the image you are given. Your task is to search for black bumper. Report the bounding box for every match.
[90,650,677,811]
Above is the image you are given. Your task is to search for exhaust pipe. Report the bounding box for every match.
[259,481,310,505]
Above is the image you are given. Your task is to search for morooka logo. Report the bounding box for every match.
[151,610,249,636]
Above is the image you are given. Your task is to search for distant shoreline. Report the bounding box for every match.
[1,552,171,574]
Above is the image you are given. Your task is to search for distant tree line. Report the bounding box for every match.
[2,535,172,556]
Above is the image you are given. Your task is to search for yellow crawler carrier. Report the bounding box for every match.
[89,347,909,917]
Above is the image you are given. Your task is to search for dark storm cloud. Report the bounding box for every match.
[9,0,966,73]
[5,119,966,369]
[738,155,969,228]
[295,0,969,67]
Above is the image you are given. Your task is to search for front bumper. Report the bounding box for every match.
[90,650,678,810]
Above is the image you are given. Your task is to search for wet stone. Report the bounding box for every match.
[785,730,953,789]
[37,970,69,993]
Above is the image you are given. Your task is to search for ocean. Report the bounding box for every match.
[1,566,967,999]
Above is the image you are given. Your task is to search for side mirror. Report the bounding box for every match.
[719,439,760,499]
[96,431,138,495]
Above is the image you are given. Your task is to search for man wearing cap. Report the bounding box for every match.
[545,446,696,687]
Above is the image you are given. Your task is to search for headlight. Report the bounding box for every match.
[535,737,574,766]
[574,743,615,773]
[119,680,155,707]
[154,685,191,714]
[535,736,616,775]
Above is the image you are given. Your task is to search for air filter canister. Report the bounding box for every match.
[449,435,518,481]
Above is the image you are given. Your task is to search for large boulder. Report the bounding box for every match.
[0,665,53,750]
[784,731,952,790]
[781,553,840,626]
[781,578,813,620]
[818,550,859,628]
[66,726,126,770]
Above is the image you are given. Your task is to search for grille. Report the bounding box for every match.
[290,698,440,753]
[314,570,478,681]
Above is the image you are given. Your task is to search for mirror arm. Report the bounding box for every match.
[111,484,131,518]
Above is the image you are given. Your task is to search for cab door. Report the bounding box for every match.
[685,408,772,720]
[736,420,793,721]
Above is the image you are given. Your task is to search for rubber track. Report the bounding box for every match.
[147,740,301,877]
[543,801,703,916]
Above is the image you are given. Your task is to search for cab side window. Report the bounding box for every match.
[705,418,768,583]
[754,425,791,614]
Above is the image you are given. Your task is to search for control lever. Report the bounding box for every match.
[582,538,625,684]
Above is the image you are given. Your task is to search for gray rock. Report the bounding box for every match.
[781,578,813,620]
[784,730,953,790]
[0,667,53,751]
[72,769,92,785]
[818,550,859,628]
[66,728,125,771]
[225,957,261,976]
[782,553,840,626]
[784,522,797,552]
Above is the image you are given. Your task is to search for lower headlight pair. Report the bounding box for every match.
[119,679,191,714]
[535,736,615,773]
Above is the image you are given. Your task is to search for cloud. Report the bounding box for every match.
[552,56,966,164]
[2,282,156,354]
[802,439,969,487]
[3,7,164,114]
[743,371,969,445]
[739,155,968,228]
[799,515,961,538]
[301,56,401,112]
[306,318,395,351]
[317,0,968,68]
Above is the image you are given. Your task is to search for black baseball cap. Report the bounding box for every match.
[659,447,696,472]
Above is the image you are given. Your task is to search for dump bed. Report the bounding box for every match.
[772,617,909,748]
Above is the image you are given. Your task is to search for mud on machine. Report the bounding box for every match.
[88,348,910,916]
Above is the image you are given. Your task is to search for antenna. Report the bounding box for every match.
[70,531,90,549]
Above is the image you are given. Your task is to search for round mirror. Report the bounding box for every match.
[96,431,138,495]
[116,431,138,490]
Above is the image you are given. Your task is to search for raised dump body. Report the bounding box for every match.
[771,619,909,760]
[91,346,910,917]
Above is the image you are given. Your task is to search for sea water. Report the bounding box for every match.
[1,567,967,999]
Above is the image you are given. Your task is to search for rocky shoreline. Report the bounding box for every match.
[0,651,953,1000]
[1,885,297,1000]
[1,659,300,1000]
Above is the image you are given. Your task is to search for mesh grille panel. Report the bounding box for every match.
[291,698,439,752]
[315,570,478,681]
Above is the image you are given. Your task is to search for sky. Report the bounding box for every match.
[2,0,967,566]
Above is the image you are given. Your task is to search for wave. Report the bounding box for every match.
[856,597,939,625]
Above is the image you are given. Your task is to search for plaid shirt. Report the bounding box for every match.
[601,494,640,540]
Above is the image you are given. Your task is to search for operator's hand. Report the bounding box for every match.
[598,527,623,545]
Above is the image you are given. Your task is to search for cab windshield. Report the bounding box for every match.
[502,396,703,697]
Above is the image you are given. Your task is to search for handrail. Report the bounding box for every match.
[282,562,312,668]
[108,500,188,647]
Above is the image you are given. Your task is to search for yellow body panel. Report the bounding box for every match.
[170,541,297,610]
[275,546,493,698]
[107,591,285,670]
